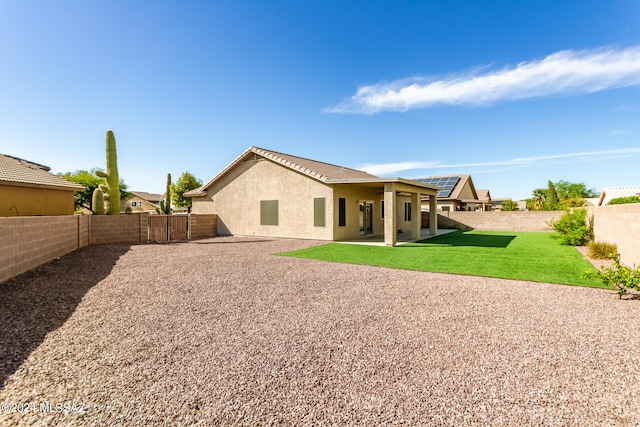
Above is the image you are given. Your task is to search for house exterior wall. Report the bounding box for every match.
[126,196,159,213]
[0,184,76,217]
[331,185,385,241]
[191,158,335,240]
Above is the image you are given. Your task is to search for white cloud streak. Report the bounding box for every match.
[359,147,640,176]
[326,46,640,114]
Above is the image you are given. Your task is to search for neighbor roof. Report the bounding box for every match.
[598,186,640,206]
[186,146,380,196]
[129,191,163,203]
[414,175,476,200]
[0,153,85,191]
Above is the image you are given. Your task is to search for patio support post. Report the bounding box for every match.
[411,192,421,240]
[429,193,438,236]
[384,183,397,246]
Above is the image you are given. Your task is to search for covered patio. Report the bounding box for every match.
[338,227,456,246]
[330,177,442,246]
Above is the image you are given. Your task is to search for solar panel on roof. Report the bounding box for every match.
[414,176,460,197]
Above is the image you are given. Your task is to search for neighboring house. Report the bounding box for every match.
[0,153,85,217]
[489,197,515,211]
[597,186,640,206]
[414,175,489,211]
[125,191,163,213]
[186,147,441,246]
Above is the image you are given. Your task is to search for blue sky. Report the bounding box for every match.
[1,0,639,200]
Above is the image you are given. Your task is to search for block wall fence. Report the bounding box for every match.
[590,204,640,268]
[1,207,638,284]
[0,213,217,283]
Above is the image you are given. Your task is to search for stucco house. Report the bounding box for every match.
[0,153,85,217]
[414,175,489,211]
[186,147,441,246]
[125,191,163,213]
[597,186,640,206]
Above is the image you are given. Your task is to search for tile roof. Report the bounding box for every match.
[251,147,378,181]
[188,146,379,196]
[0,153,85,190]
[129,191,163,203]
[598,186,640,205]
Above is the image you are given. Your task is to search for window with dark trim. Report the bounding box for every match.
[338,198,346,227]
[381,200,384,218]
[314,197,325,227]
[404,202,411,221]
[260,200,278,225]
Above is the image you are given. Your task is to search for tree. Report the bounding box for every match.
[554,180,597,199]
[501,200,519,211]
[58,169,129,214]
[170,172,203,212]
[526,180,596,211]
[528,189,547,211]
[59,169,101,212]
[546,181,559,210]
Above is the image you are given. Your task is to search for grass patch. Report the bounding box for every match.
[278,231,605,288]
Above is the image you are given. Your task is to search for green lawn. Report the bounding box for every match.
[278,231,605,288]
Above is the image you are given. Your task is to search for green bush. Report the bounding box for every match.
[587,241,618,260]
[584,256,640,299]
[549,208,592,246]
[608,195,640,205]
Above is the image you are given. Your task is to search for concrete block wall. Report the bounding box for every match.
[435,211,563,232]
[591,204,640,267]
[190,214,217,239]
[0,216,81,284]
[89,213,148,245]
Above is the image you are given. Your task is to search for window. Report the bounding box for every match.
[381,200,384,218]
[131,201,138,207]
[314,198,325,227]
[260,200,278,225]
[338,198,346,227]
[404,202,412,221]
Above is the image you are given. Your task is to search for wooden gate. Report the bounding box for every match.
[149,215,188,242]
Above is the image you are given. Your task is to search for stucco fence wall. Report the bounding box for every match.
[590,204,640,268]
[0,214,217,284]
[422,210,564,232]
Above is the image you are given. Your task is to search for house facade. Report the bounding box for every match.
[598,186,640,206]
[415,175,493,211]
[186,147,440,246]
[125,191,163,213]
[0,154,85,217]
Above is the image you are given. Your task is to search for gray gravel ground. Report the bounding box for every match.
[1,236,639,426]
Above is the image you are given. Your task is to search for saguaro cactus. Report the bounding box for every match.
[92,188,105,215]
[164,173,172,214]
[95,130,121,215]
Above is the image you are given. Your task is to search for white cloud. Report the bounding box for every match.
[359,147,640,176]
[326,46,640,114]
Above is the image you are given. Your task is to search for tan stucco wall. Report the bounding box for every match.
[592,204,640,267]
[126,196,159,213]
[331,184,385,240]
[0,184,76,217]
[191,158,335,240]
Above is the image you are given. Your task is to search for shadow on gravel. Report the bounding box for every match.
[0,244,131,389]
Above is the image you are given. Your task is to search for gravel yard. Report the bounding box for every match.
[1,236,639,426]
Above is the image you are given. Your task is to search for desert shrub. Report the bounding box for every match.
[548,208,592,246]
[584,256,640,299]
[608,195,640,205]
[587,241,618,260]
